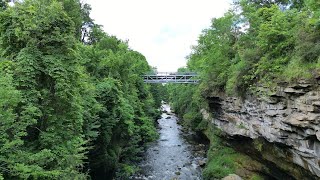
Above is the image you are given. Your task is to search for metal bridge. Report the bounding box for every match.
[143,72,199,84]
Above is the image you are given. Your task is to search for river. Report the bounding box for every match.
[131,104,207,180]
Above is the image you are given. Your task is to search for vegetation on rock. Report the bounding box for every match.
[167,0,320,179]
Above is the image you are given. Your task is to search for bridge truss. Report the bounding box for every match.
[143,72,199,84]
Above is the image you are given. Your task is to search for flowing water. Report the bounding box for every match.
[131,104,207,180]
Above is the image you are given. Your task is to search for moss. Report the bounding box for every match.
[202,127,266,180]
[202,127,238,179]
[250,174,264,180]
[253,139,264,152]
[196,119,208,131]
[237,123,247,130]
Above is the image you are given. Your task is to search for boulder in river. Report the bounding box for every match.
[222,174,242,180]
[198,159,207,167]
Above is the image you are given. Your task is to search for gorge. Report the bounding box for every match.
[1,0,320,179]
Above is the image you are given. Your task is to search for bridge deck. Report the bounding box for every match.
[143,72,199,84]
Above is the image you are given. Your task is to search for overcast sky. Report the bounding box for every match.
[85,0,232,72]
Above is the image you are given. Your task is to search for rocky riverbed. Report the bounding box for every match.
[131,104,208,180]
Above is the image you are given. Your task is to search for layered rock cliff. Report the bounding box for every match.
[201,79,320,179]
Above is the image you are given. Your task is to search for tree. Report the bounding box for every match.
[0,0,86,178]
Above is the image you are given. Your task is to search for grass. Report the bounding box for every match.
[202,127,265,180]
[203,128,237,179]
[281,57,316,81]
[250,174,264,180]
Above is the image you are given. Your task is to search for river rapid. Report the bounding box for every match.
[131,104,207,180]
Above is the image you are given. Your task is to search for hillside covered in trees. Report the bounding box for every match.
[170,0,320,134]
[169,0,320,132]
[168,0,320,179]
[187,0,320,96]
[0,0,162,179]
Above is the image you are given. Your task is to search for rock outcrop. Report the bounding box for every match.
[202,79,320,179]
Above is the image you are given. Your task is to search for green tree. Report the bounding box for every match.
[0,0,86,178]
[0,64,22,179]
[78,29,159,179]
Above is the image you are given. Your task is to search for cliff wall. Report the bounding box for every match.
[202,79,320,179]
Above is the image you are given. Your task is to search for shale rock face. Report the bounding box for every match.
[202,79,320,179]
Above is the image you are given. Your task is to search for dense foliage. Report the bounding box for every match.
[0,0,160,179]
[188,0,320,96]
[169,0,320,144]
[168,0,320,179]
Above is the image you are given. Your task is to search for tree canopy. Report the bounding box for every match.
[0,0,161,179]
[188,0,320,96]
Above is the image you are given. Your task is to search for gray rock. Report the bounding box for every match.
[221,174,242,180]
[201,83,320,178]
[198,159,206,167]
[316,131,320,141]
[284,87,306,94]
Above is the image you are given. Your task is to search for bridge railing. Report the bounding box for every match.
[142,72,199,84]
[145,72,197,75]
[144,72,198,76]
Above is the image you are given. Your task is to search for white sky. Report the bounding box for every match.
[85,0,231,72]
